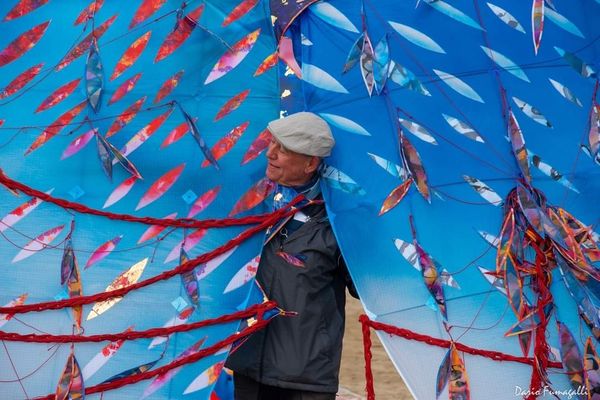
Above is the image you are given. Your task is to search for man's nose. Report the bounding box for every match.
[266,144,276,159]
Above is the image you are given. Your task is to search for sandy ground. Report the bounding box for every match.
[338,295,413,400]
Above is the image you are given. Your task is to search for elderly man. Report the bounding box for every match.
[226,112,356,400]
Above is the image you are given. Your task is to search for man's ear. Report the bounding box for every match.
[305,156,321,175]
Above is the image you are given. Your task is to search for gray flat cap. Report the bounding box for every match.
[267,112,335,157]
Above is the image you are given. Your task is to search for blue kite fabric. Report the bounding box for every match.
[279,0,600,399]
[0,0,282,399]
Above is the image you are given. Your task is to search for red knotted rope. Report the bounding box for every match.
[33,313,274,399]
[0,301,276,343]
[359,314,562,398]
[0,198,302,315]
[0,169,277,229]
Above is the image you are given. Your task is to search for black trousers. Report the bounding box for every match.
[234,373,336,400]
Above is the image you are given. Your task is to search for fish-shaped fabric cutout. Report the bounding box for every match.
[87,258,148,320]
[55,351,85,400]
[101,358,159,384]
[222,0,259,26]
[449,343,470,399]
[12,224,65,263]
[108,73,142,105]
[141,337,207,399]
[160,120,193,149]
[3,0,49,21]
[319,113,371,136]
[148,306,194,349]
[477,266,505,294]
[25,101,87,155]
[388,21,445,54]
[116,107,174,159]
[486,2,525,33]
[400,118,438,145]
[106,96,147,137]
[253,52,277,77]
[111,31,151,81]
[277,251,306,268]
[85,39,104,113]
[400,133,430,202]
[496,208,515,274]
[512,97,551,127]
[584,337,600,398]
[322,165,366,195]
[155,5,205,63]
[0,20,50,67]
[201,121,249,167]
[56,15,117,71]
[516,184,544,237]
[153,70,184,104]
[67,251,83,332]
[532,0,544,54]
[379,178,413,216]
[61,228,76,285]
[0,63,43,100]
[549,78,582,107]
[183,361,226,395]
[463,175,502,205]
[178,105,219,169]
[229,177,275,216]
[0,189,53,233]
[215,89,250,121]
[388,60,431,96]
[36,78,81,113]
[81,326,134,380]
[204,28,261,85]
[589,104,600,156]
[302,63,349,94]
[95,130,143,180]
[557,321,586,395]
[545,7,584,38]
[394,239,455,288]
[130,0,167,28]
[137,212,176,243]
[554,47,596,79]
[414,241,447,320]
[241,128,272,165]
[0,294,27,329]
[360,32,375,97]
[432,69,484,103]
[477,230,500,247]
[223,255,261,293]
[368,152,404,178]
[103,175,138,208]
[74,0,104,26]
[278,37,302,78]
[85,235,123,269]
[442,114,484,143]
[343,33,364,73]
[507,110,531,184]
[480,46,530,82]
[164,228,207,264]
[309,2,359,33]
[187,186,220,218]
[373,35,390,94]
[179,248,199,306]
[436,348,452,399]
[529,151,578,193]
[136,164,185,210]
[425,1,482,30]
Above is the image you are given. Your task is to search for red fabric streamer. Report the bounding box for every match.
[0,301,276,343]
[0,199,302,315]
[33,311,274,399]
[359,315,561,368]
[0,168,280,229]
[361,313,375,400]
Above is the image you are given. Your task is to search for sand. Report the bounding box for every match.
[338,295,413,400]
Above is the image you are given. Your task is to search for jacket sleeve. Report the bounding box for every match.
[338,253,359,299]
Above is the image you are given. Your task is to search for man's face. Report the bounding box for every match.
[265,137,318,186]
